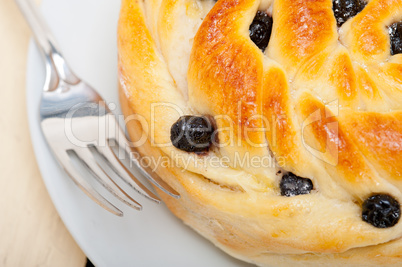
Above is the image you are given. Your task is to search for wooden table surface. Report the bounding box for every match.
[0,0,86,265]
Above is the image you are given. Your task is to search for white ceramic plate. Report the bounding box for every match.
[26,0,254,266]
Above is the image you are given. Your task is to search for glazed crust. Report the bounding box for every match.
[117,0,402,265]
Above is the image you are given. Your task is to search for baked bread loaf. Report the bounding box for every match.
[117,0,402,265]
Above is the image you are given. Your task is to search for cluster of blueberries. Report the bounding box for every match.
[170,115,400,228]
[247,0,402,55]
[169,0,401,231]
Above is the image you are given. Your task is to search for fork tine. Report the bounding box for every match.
[95,145,161,203]
[73,148,142,211]
[113,127,180,199]
[56,150,123,216]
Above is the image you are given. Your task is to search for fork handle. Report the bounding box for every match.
[15,0,80,90]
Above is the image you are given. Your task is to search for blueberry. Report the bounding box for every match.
[249,11,273,51]
[170,116,214,153]
[332,0,366,27]
[389,22,402,55]
[280,173,313,197]
[362,194,400,228]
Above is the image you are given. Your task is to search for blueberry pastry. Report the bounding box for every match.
[117,0,402,265]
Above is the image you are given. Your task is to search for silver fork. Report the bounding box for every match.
[16,0,179,216]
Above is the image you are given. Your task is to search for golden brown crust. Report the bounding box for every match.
[187,0,270,177]
[342,112,402,183]
[341,0,402,62]
[117,0,402,265]
[269,0,337,76]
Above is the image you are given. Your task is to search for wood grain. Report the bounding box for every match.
[0,0,86,265]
